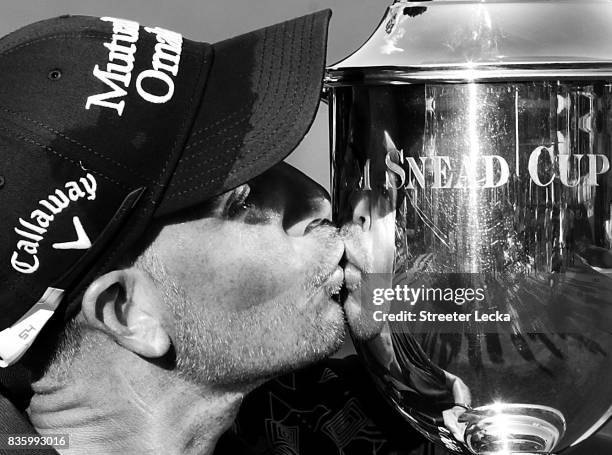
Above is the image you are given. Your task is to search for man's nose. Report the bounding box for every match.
[277,162,333,236]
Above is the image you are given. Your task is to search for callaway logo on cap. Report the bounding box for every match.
[0,11,331,366]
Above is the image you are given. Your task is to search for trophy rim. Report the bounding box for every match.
[328,0,612,83]
[325,65,612,86]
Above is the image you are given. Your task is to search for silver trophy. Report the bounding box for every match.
[327,1,612,454]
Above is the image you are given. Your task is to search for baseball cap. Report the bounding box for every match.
[0,10,331,367]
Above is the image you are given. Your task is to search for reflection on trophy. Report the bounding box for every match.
[328,1,612,453]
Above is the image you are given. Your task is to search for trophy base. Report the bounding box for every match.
[459,403,566,454]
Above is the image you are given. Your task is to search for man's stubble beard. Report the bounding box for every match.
[136,251,345,389]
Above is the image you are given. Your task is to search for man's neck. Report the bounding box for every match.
[27,347,245,455]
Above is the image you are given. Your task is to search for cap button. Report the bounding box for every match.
[48,69,62,81]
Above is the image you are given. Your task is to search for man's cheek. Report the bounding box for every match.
[221,265,294,310]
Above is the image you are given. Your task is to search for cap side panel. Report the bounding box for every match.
[0,104,155,184]
[0,121,133,191]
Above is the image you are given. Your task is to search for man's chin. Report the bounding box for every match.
[316,296,347,351]
[258,311,346,381]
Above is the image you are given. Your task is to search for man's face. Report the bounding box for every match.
[141,162,346,386]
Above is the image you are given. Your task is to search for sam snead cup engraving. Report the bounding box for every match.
[327,1,612,454]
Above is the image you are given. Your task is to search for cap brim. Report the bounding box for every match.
[155,10,331,217]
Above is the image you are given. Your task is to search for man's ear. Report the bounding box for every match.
[81,269,171,358]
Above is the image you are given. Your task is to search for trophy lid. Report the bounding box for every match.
[327,0,612,84]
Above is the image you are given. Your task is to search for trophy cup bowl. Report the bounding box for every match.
[327,1,612,454]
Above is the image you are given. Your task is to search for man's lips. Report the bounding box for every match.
[318,239,345,298]
[343,262,362,293]
[323,265,344,297]
[319,234,367,301]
